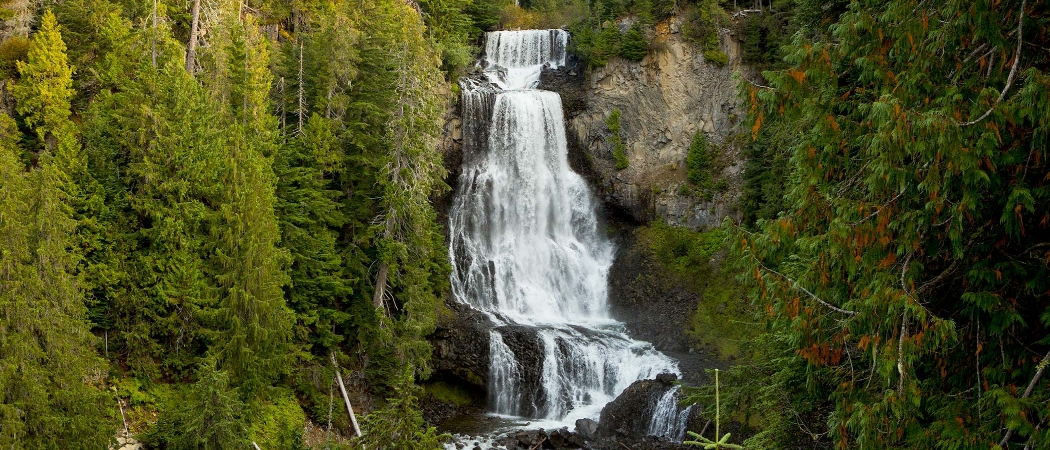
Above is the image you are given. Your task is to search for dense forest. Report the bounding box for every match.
[0,0,1047,449]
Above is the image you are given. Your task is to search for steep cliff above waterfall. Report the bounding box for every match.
[544,17,750,230]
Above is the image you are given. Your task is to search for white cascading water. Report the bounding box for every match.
[648,386,695,441]
[449,29,680,429]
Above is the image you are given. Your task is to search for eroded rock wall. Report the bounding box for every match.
[548,18,749,230]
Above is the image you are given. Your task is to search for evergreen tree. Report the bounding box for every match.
[275,113,351,353]
[619,23,647,61]
[0,12,114,446]
[12,10,75,154]
[209,14,293,394]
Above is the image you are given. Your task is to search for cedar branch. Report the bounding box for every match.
[755,259,858,316]
[959,0,1025,127]
[1000,350,1050,448]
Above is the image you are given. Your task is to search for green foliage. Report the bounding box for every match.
[0,111,115,448]
[249,389,308,450]
[682,0,728,67]
[466,0,509,32]
[703,49,728,66]
[418,0,477,77]
[731,0,1050,447]
[606,108,629,170]
[739,125,791,228]
[641,223,752,358]
[0,36,28,79]
[360,387,449,450]
[0,0,457,443]
[592,24,623,67]
[145,362,248,450]
[423,381,475,407]
[686,130,722,200]
[12,10,76,152]
[0,15,115,447]
[686,131,711,186]
[619,23,648,61]
[685,370,744,449]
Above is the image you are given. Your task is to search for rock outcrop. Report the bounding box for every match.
[596,379,673,439]
[592,377,704,449]
[542,18,750,230]
[431,301,494,391]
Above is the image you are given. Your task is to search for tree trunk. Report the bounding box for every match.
[371,215,395,310]
[185,0,201,74]
[330,352,362,437]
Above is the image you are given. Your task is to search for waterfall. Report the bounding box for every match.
[489,330,521,415]
[648,386,695,442]
[450,29,679,426]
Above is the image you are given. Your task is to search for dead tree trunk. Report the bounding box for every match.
[371,215,395,310]
[185,0,201,73]
[329,352,362,437]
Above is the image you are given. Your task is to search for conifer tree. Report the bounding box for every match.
[0,12,114,446]
[210,13,293,393]
[12,10,74,154]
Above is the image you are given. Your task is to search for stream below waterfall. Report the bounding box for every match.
[444,30,692,449]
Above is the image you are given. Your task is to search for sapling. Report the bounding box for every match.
[684,369,743,449]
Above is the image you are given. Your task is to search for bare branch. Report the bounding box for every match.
[897,312,908,394]
[959,0,1026,127]
[1000,350,1050,448]
[754,259,858,316]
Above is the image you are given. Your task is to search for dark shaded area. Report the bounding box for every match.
[606,227,725,385]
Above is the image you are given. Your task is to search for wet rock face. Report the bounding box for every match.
[431,301,494,391]
[593,379,702,450]
[596,380,670,439]
[494,325,547,417]
[541,18,751,230]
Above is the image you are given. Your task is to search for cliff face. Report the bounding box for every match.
[551,19,748,230]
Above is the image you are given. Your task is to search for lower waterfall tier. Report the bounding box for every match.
[488,323,678,424]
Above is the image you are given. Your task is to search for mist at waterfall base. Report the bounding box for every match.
[446,30,691,445]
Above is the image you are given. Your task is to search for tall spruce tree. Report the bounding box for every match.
[209,13,293,394]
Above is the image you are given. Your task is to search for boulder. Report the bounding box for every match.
[656,372,679,384]
[596,379,670,439]
[575,418,599,440]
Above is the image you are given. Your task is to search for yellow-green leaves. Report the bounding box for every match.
[12,10,75,150]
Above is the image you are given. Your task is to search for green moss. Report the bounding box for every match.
[638,223,756,360]
[423,380,475,407]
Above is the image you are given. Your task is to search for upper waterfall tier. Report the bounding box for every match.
[482,29,569,90]
[449,90,614,325]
